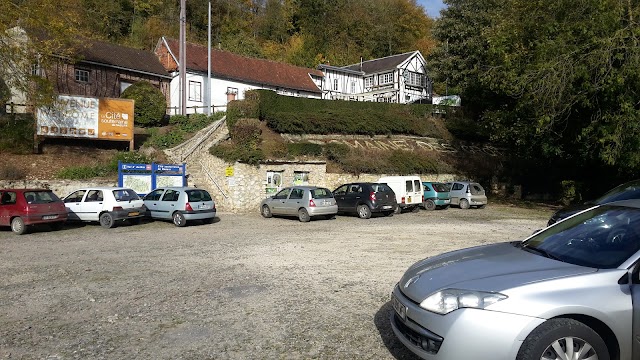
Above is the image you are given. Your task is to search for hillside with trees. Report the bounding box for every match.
[3,0,640,201]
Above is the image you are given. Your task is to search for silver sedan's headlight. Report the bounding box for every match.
[420,289,507,315]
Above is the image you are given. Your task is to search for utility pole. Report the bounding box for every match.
[179,0,186,115]
[207,1,212,115]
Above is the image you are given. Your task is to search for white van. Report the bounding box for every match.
[377,176,424,213]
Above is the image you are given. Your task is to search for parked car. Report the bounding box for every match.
[391,199,640,360]
[548,178,640,226]
[260,186,337,222]
[421,181,451,210]
[0,189,68,234]
[63,187,146,228]
[143,187,216,227]
[332,182,397,218]
[377,176,424,213]
[446,181,487,209]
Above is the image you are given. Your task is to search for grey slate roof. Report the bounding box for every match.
[340,52,415,74]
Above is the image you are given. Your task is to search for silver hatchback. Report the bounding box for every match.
[446,181,487,209]
[260,186,338,222]
[143,187,216,227]
[391,200,640,360]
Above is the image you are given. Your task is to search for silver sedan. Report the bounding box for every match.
[391,199,640,360]
[260,186,338,222]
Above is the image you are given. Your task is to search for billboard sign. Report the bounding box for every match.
[36,95,134,141]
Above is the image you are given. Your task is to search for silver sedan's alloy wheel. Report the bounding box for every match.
[517,319,608,360]
[11,217,26,235]
[261,205,272,218]
[173,212,187,227]
[298,208,310,222]
[459,199,470,209]
[541,336,597,360]
[99,213,115,228]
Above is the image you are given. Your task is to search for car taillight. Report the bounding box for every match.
[113,206,123,211]
[309,199,316,207]
[185,202,194,211]
[422,195,425,202]
[401,196,406,204]
[370,192,376,202]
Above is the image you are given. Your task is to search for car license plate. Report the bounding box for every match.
[42,215,58,220]
[128,212,139,217]
[198,204,209,209]
[382,205,392,209]
[407,196,412,203]
[391,293,407,321]
[444,199,450,203]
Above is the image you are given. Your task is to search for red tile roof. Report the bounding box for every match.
[161,38,322,94]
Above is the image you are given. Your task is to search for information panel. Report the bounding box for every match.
[36,95,134,141]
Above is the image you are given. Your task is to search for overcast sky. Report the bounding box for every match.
[416,0,446,18]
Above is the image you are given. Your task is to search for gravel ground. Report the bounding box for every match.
[0,203,553,360]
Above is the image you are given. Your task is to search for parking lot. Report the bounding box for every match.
[0,203,552,359]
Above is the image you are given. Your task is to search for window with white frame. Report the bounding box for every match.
[364,76,373,87]
[75,69,89,83]
[350,81,356,93]
[379,72,393,85]
[333,79,338,91]
[407,72,424,87]
[189,80,202,102]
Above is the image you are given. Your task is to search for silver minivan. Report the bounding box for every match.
[446,181,487,209]
[260,186,338,222]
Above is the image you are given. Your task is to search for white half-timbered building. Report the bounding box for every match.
[317,51,430,104]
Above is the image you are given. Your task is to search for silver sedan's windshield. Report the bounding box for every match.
[522,205,640,268]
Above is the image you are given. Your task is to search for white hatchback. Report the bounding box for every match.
[63,187,146,228]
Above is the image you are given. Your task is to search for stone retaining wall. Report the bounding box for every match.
[198,154,455,213]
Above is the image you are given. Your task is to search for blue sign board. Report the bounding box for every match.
[117,161,187,195]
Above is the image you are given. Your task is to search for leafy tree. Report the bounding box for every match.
[1,0,85,107]
[432,0,640,191]
[121,81,167,127]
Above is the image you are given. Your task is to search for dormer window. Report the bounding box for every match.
[75,69,89,83]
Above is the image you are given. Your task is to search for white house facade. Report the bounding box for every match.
[317,51,431,104]
[155,37,323,114]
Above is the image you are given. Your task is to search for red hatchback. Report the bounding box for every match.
[0,189,68,234]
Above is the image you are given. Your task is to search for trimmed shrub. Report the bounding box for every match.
[209,118,264,165]
[226,91,260,129]
[121,81,167,127]
[209,142,264,165]
[230,118,262,147]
